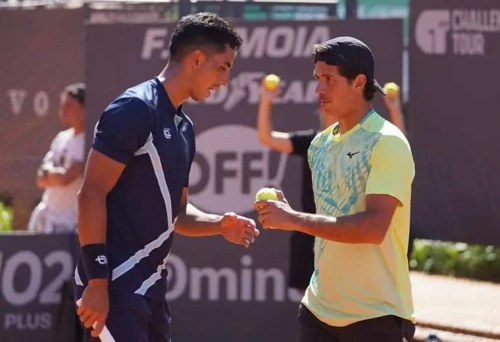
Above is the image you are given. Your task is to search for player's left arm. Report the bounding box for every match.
[41,135,85,186]
[175,188,260,248]
[43,162,85,186]
[36,139,58,189]
[256,135,414,245]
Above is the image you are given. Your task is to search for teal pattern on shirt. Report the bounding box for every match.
[307,111,383,277]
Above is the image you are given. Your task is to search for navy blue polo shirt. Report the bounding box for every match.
[75,77,195,301]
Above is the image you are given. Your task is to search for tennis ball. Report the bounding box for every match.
[383,82,400,99]
[255,187,278,201]
[263,74,280,91]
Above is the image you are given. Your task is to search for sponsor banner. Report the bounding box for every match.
[0,234,79,342]
[410,0,500,245]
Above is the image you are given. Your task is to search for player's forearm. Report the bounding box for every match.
[175,203,223,237]
[77,187,108,245]
[257,97,274,145]
[256,97,293,153]
[45,165,82,186]
[389,109,406,135]
[291,211,388,244]
[36,170,48,189]
[44,168,68,186]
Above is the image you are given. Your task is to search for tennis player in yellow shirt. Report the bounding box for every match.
[254,36,416,342]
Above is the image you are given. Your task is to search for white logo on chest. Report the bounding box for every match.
[163,128,172,139]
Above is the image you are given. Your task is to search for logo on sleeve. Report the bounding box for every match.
[95,255,108,265]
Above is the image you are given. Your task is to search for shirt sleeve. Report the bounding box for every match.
[365,135,415,206]
[42,150,54,166]
[52,131,66,149]
[43,133,62,166]
[92,97,154,165]
[66,135,85,165]
[289,129,316,156]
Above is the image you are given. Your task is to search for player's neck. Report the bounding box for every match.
[321,115,338,130]
[73,125,84,135]
[158,64,190,110]
[338,102,372,134]
[71,119,84,135]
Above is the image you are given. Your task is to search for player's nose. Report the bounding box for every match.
[315,82,326,95]
[220,74,229,86]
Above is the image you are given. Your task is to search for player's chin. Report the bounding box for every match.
[319,102,337,116]
[319,101,331,112]
[190,90,209,102]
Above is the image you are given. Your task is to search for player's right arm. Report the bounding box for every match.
[256,80,293,153]
[77,97,153,337]
[255,135,414,244]
[76,150,124,337]
[77,151,125,255]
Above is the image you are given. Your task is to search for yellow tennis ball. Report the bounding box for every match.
[255,187,278,201]
[263,74,280,91]
[383,82,400,99]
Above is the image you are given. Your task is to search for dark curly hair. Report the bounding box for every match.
[169,12,243,62]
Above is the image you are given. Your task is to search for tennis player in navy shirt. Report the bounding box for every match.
[74,13,259,341]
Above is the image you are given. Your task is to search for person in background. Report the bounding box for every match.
[382,86,416,259]
[382,83,407,135]
[256,77,337,294]
[28,83,86,234]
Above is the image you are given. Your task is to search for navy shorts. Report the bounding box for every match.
[297,304,415,342]
[75,289,171,342]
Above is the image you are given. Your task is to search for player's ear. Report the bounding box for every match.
[189,50,206,69]
[354,74,367,90]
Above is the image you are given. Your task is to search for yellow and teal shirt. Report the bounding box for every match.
[302,110,415,327]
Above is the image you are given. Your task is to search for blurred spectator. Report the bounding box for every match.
[382,89,416,259]
[256,77,337,294]
[27,83,86,234]
[382,87,407,135]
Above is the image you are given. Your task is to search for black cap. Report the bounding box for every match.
[64,83,86,105]
[314,36,385,95]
